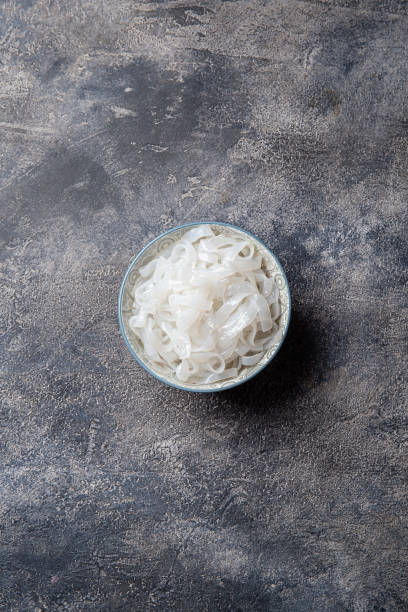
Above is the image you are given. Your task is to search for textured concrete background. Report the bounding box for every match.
[1,1,407,610]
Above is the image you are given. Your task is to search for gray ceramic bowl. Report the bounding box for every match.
[118,222,291,392]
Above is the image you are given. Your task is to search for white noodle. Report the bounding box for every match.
[128,225,281,384]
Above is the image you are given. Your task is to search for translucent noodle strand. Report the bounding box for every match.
[128,225,281,384]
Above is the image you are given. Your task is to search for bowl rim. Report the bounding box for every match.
[118,221,291,392]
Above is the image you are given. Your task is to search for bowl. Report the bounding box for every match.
[118,222,291,392]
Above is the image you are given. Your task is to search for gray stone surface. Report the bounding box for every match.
[1,1,407,610]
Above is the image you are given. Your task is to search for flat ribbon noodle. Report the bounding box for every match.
[128,225,281,383]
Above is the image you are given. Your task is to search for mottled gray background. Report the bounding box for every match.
[1,0,407,611]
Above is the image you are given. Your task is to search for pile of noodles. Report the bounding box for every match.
[128,225,281,384]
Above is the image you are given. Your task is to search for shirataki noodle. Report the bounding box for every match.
[128,225,281,384]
